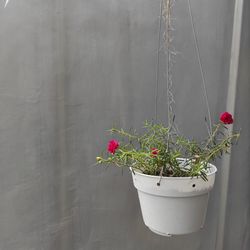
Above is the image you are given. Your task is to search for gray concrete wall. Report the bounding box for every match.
[0,0,248,249]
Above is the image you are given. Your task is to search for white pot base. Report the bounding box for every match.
[148,227,172,237]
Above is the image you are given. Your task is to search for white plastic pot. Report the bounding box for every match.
[131,159,217,236]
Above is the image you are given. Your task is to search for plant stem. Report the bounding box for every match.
[205,123,221,148]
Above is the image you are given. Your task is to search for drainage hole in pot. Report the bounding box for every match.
[192,184,196,188]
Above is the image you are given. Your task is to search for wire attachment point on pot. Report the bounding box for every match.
[157,167,164,186]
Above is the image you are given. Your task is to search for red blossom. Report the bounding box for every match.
[107,139,119,154]
[220,112,234,124]
[151,148,159,157]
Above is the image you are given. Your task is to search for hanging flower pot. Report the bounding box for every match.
[130,159,217,236]
[96,113,239,236]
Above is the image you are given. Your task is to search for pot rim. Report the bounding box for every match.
[130,158,217,180]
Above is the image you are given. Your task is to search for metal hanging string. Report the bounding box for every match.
[156,0,212,185]
[164,0,176,130]
[155,0,177,127]
[187,0,212,135]
[155,0,164,121]
[163,0,180,134]
[157,0,178,186]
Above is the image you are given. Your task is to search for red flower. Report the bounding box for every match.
[151,148,159,157]
[220,112,234,124]
[107,139,119,154]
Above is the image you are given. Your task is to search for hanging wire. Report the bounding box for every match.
[155,0,164,121]
[157,0,178,186]
[187,0,212,135]
[163,0,180,134]
[155,0,179,133]
[164,0,174,129]
[156,0,212,184]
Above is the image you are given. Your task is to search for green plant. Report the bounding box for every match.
[96,112,239,181]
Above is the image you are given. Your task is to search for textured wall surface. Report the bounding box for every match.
[0,0,247,249]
